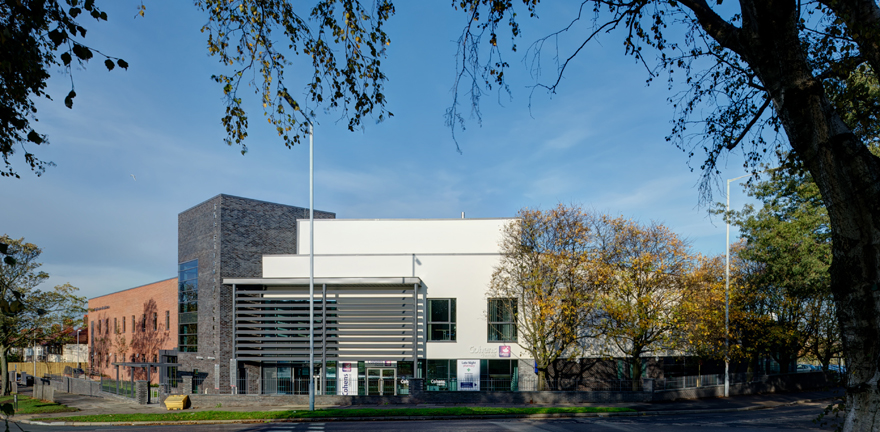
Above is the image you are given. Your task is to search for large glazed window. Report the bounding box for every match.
[178,260,198,352]
[488,299,517,342]
[427,299,456,341]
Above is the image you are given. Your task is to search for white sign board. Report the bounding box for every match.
[337,362,358,395]
[457,359,480,391]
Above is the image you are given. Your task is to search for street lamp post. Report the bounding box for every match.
[308,122,315,412]
[725,174,748,398]
[725,169,776,397]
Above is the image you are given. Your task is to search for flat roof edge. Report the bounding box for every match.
[223,277,422,286]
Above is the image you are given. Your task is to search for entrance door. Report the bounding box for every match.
[366,368,396,396]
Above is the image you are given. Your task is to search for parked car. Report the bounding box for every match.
[828,365,847,374]
[796,364,815,373]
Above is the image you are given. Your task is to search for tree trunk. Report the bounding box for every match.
[702,2,880,430]
[537,368,547,391]
[630,356,643,391]
[0,345,8,396]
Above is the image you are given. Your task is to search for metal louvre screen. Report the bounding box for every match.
[234,285,422,361]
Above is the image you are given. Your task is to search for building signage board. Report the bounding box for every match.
[457,359,480,391]
[337,362,358,395]
[230,359,237,389]
[214,364,220,390]
[364,360,397,367]
[499,346,511,357]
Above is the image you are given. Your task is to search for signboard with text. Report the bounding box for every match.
[457,360,480,391]
[337,362,358,395]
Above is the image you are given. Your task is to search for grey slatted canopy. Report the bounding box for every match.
[225,278,423,363]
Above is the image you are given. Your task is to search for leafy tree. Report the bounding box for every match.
[197,0,394,153]
[595,218,694,389]
[489,205,604,390]
[446,2,879,428]
[726,167,833,373]
[675,253,729,360]
[0,236,85,395]
[0,0,128,178]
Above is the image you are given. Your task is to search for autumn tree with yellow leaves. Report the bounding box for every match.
[593,218,695,389]
[489,205,604,390]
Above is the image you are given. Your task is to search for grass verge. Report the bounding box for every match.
[0,395,78,415]
[33,406,634,422]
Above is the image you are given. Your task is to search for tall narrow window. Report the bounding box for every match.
[488,299,517,342]
[114,318,117,334]
[122,316,126,333]
[178,260,198,352]
[131,315,135,333]
[165,311,170,331]
[153,312,158,331]
[427,299,456,341]
[142,314,146,331]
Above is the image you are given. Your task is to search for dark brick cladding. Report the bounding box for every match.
[177,194,335,394]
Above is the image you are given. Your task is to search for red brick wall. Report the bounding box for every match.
[87,278,177,383]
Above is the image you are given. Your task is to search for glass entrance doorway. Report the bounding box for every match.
[366,368,396,396]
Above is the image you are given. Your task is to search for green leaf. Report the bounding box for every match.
[84,0,95,10]
[48,29,67,47]
[117,59,128,69]
[72,44,93,61]
[64,90,77,109]
[104,59,115,71]
[69,7,81,18]
[60,52,72,66]
[26,130,43,144]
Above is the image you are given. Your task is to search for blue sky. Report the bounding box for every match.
[2,1,761,300]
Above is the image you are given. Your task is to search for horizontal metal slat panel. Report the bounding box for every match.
[239,289,414,296]
[235,309,409,316]
[333,350,413,356]
[333,317,411,323]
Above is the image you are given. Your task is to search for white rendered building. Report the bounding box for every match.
[225,217,536,395]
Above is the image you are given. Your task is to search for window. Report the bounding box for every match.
[122,316,126,333]
[488,299,517,342]
[153,312,158,331]
[427,299,456,341]
[178,260,199,352]
[131,315,135,333]
[165,311,170,330]
[104,319,109,334]
[142,314,146,331]
[114,318,117,334]
[97,320,101,334]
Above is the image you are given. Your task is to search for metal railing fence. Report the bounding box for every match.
[100,377,135,398]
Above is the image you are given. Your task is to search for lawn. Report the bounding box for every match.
[33,406,634,422]
[0,395,78,415]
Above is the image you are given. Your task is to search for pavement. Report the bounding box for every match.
[10,386,845,427]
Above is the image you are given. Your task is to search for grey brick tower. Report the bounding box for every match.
[177,194,334,393]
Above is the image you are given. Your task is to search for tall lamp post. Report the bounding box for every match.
[308,122,315,412]
[725,169,775,397]
[725,174,749,398]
